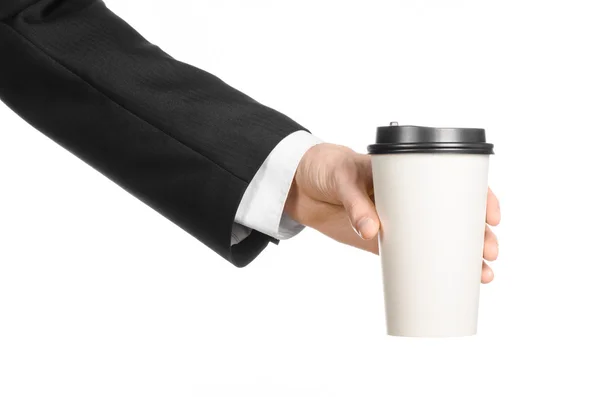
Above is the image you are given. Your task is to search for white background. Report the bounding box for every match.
[1,0,599,396]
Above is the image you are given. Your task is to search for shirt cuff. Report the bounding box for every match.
[232,130,322,244]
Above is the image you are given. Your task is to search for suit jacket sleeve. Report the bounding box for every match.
[0,0,309,267]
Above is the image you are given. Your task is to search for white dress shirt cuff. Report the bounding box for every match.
[232,130,322,245]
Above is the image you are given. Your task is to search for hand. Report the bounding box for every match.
[284,143,501,283]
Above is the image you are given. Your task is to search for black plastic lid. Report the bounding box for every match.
[367,124,494,155]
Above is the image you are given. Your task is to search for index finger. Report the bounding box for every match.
[486,188,501,226]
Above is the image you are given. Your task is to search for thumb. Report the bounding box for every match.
[338,181,380,240]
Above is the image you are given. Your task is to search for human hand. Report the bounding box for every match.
[284,143,500,283]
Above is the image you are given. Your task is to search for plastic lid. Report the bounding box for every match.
[367,124,494,155]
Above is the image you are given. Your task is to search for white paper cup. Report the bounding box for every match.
[368,125,494,337]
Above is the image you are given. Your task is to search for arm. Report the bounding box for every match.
[0,0,307,266]
[0,1,501,281]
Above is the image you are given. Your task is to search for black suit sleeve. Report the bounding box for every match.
[0,0,308,267]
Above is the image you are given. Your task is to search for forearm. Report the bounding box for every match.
[0,0,307,266]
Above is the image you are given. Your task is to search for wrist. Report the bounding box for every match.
[283,144,320,227]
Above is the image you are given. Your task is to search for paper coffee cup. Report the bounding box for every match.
[368,124,494,337]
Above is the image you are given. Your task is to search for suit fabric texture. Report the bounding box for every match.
[0,0,309,267]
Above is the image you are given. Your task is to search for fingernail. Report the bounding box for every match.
[356,218,376,240]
